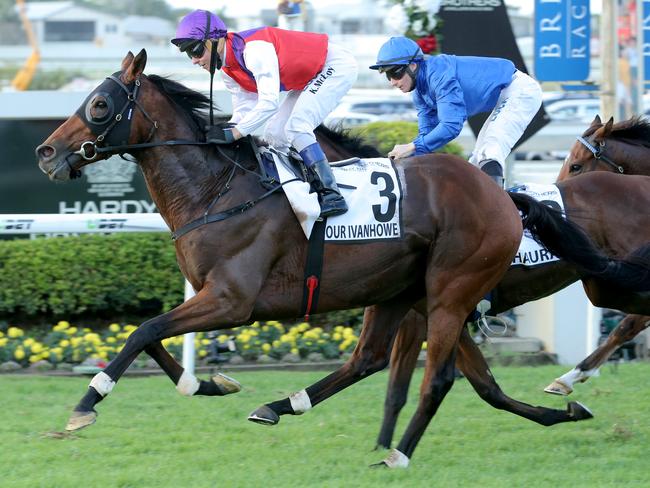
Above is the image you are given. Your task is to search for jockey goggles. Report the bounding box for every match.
[381,65,409,81]
[178,39,207,59]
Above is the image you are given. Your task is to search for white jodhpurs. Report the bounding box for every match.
[468,70,543,168]
[263,42,358,153]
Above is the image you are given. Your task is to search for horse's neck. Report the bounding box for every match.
[612,139,650,176]
[137,144,247,232]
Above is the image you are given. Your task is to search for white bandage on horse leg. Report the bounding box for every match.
[89,371,116,397]
[557,368,582,390]
[384,449,410,468]
[176,370,201,396]
[558,367,598,390]
[289,389,312,415]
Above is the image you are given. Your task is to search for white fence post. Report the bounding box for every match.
[182,280,196,374]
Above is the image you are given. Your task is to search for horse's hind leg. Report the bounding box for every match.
[375,308,427,450]
[456,328,592,425]
[144,342,241,397]
[248,297,415,426]
[545,314,650,395]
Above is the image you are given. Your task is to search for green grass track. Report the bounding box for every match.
[1,363,649,487]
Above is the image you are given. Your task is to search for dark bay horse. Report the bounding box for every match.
[35,51,650,467]
[367,116,650,453]
[544,115,650,395]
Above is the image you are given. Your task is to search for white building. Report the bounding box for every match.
[21,1,125,47]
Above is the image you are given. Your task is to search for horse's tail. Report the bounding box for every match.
[509,191,650,291]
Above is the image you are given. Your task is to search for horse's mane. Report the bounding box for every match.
[610,117,650,148]
[147,75,229,132]
[314,124,382,158]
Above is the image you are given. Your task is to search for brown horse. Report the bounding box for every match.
[543,115,650,395]
[35,51,650,467]
[317,125,604,427]
[349,117,650,452]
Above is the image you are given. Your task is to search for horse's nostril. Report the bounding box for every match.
[36,144,55,160]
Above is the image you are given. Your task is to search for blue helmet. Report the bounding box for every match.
[369,37,424,70]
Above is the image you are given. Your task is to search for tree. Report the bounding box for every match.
[0,0,18,22]
[79,0,178,21]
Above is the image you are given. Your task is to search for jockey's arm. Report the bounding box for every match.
[413,65,466,155]
[224,76,259,126]
[229,41,281,137]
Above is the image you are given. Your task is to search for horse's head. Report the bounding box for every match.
[557,115,617,181]
[36,50,157,181]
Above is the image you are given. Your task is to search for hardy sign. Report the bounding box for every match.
[535,0,590,81]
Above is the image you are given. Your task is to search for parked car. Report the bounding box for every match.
[544,98,601,124]
[323,111,380,129]
[324,96,417,129]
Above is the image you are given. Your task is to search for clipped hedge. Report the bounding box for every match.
[351,120,466,157]
[0,233,183,318]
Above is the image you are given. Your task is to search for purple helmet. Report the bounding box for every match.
[171,10,227,47]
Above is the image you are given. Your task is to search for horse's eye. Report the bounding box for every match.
[84,92,113,124]
[570,164,582,173]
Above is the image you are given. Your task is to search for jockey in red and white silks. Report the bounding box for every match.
[172,10,357,218]
[221,27,358,154]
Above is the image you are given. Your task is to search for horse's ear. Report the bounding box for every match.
[124,49,147,83]
[594,116,614,141]
[603,116,614,135]
[121,51,135,72]
[590,114,602,127]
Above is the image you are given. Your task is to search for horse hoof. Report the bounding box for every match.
[544,379,573,396]
[211,373,242,395]
[568,401,594,421]
[248,405,279,425]
[65,410,97,432]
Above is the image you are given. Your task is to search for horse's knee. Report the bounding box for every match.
[420,366,456,414]
[384,385,409,412]
[124,322,163,351]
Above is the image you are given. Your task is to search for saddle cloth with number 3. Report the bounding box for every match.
[270,152,404,242]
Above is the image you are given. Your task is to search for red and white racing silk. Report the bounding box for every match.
[221,27,358,152]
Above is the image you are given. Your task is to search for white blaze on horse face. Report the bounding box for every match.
[289,389,312,414]
[176,370,201,396]
[89,371,116,397]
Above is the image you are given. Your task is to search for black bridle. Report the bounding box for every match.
[72,74,297,240]
[74,73,159,162]
[576,135,625,174]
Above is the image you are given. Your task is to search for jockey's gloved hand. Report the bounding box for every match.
[206,126,235,144]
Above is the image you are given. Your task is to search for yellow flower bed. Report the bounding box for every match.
[0,319,360,368]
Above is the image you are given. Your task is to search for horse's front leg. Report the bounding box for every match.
[376,308,427,450]
[545,314,650,395]
[65,285,250,432]
[248,296,415,426]
[144,341,241,397]
[376,302,462,468]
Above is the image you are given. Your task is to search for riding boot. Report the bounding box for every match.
[299,142,348,218]
[479,159,504,189]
